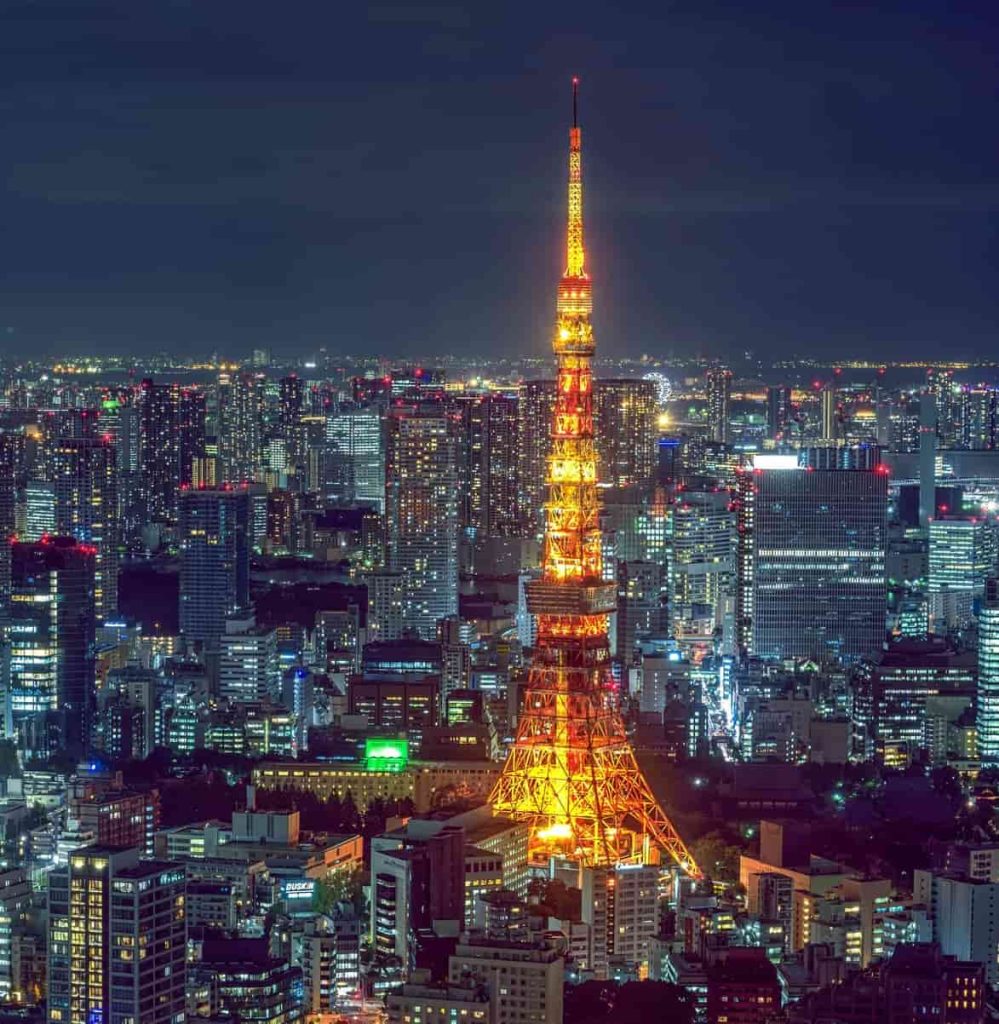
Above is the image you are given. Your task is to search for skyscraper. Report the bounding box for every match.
[594,378,658,488]
[671,486,735,630]
[46,436,119,619]
[766,385,793,442]
[616,560,668,663]
[451,391,521,536]
[384,403,459,639]
[517,379,556,535]
[7,537,96,752]
[978,579,999,763]
[736,451,888,663]
[820,384,838,442]
[325,404,385,511]
[705,365,732,444]
[138,378,179,524]
[279,374,306,468]
[217,371,264,482]
[177,387,207,488]
[178,487,250,648]
[489,82,697,875]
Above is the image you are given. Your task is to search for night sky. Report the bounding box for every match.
[2,0,997,361]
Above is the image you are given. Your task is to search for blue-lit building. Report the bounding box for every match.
[178,486,250,649]
[978,578,999,762]
[7,537,95,754]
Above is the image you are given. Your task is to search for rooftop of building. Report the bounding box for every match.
[116,859,184,879]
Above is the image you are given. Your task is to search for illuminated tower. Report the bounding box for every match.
[490,82,698,875]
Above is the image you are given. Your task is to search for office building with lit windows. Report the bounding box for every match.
[450,391,521,536]
[47,846,187,1024]
[517,379,557,535]
[928,516,997,627]
[594,378,658,488]
[706,365,732,444]
[978,578,999,762]
[7,537,95,752]
[138,378,179,524]
[46,436,119,620]
[217,371,264,482]
[671,486,736,628]
[325,404,385,511]
[736,451,887,664]
[385,403,458,639]
[178,487,250,648]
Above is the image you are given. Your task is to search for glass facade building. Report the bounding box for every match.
[736,452,888,663]
[978,578,999,762]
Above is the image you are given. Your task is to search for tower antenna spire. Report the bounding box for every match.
[572,75,579,128]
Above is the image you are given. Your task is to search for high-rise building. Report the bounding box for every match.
[177,387,207,488]
[736,451,888,663]
[0,869,30,1004]
[385,403,458,639]
[7,537,95,752]
[325,404,385,511]
[178,487,250,648]
[46,436,119,619]
[706,365,732,444]
[914,869,999,988]
[928,517,997,627]
[47,846,187,1024]
[219,618,280,704]
[820,384,838,442]
[979,579,999,763]
[517,379,556,536]
[616,560,668,663]
[371,825,465,969]
[217,371,264,482]
[301,910,361,1017]
[138,378,179,523]
[594,378,658,488]
[23,480,56,540]
[853,636,976,766]
[766,385,793,442]
[489,83,697,875]
[447,937,564,1024]
[366,569,405,642]
[671,487,735,629]
[451,392,521,536]
[279,374,306,467]
[581,863,661,977]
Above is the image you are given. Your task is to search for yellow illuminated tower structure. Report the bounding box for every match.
[490,82,700,876]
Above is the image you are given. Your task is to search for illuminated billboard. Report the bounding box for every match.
[364,737,409,772]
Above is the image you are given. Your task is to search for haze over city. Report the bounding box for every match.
[3,0,997,360]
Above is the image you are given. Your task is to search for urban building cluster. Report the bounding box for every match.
[2,88,999,1024]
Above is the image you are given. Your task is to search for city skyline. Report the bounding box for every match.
[3,11,999,1024]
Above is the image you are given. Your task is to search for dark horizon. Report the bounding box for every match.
[2,0,996,361]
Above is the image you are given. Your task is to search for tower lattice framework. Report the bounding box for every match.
[490,82,700,876]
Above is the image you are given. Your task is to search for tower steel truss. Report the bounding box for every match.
[490,82,700,876]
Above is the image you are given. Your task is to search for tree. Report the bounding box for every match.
[690,831,741,882]
[0,740,20,780]
[563,981,694,1024]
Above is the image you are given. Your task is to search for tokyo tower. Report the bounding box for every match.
[489,81,700,876]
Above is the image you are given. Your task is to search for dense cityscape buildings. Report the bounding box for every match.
[0,57,996,1024]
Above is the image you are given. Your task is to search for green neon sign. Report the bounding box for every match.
[364,737,409,772]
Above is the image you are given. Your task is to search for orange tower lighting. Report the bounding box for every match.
[489,81,700,876]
